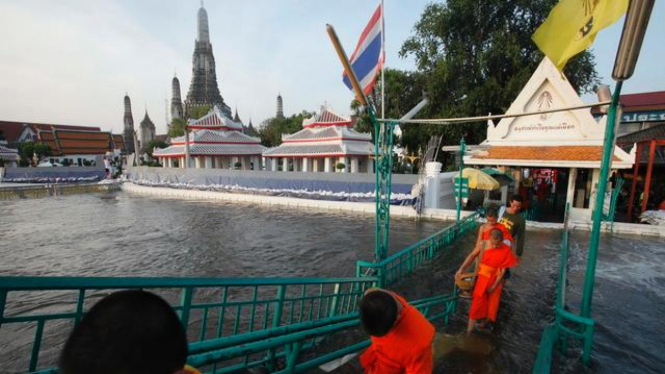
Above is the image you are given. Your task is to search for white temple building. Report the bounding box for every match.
[154,106,264,170]
[264,104,375,173]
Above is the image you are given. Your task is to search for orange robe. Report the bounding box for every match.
[360,293,435,374]
[469,243,518,322]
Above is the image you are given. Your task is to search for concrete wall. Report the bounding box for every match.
[3,166,106,182]
[126,166,419,185]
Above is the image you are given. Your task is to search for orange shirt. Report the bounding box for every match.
[360,293,435,374]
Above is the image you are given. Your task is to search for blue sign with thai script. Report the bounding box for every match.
[621,110,665,123]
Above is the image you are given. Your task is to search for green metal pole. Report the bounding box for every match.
[580,81,623,319]
[456,137,466,222]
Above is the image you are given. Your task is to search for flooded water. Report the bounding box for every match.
[394,228,665,374]
[0,192,443,278]
[1,191,663,373]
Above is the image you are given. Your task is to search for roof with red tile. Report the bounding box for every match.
[471,146,620,162]
[36,130,125,155]
[0,120,101,143]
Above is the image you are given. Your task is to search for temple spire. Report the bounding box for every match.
[197,3,210,43]
[276,93,284,118]
[123,94,135,154]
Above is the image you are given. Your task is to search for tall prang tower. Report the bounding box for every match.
[171,75,184,124]
[185,3,232,118]
[123,94,135,154]
[276,93,284,118]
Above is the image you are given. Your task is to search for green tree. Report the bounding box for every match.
[187,105,212,120]
[168,118,187,138]
[398,0,600,161]
[258,111,314,147]
[144,140,169,156]
[34,143,52,159]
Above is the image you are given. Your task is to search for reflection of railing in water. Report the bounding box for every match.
[533,204,595,373]
[357,212,479,287]
[0,277,377,373]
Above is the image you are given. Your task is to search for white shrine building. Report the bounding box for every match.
[263,104,375,173]
[154,106,265,170]
[463,57,634,222]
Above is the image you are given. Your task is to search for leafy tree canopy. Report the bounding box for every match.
[392,0,599,159]
[258,111,315,147]
[144,140,169,156]
[187,105,212,120]
[168,118,187,138]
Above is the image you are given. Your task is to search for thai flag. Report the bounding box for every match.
[343,3,384,96]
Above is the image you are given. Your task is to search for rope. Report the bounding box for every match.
[377,101,611,125]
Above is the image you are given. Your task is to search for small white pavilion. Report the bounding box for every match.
[263,104,375,173]
[154,106,265,170]
[464,57,634,222]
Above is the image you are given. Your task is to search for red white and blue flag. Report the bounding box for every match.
[343,3,384,95]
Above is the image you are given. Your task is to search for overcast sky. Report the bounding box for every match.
[0,0,663,135]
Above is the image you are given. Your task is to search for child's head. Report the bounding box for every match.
[485,207,498,224]
[59,290,188,374]
[359,289,398,337]
[489,228,504,248]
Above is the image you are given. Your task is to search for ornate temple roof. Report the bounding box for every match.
[264,104,372,158]
[0,145,19,161]
[263,139,374,158]
[154,129,264,158]
[37,129,120,155]
[282,126,370,142]
[302,105,352,128]
[187,106,243,131]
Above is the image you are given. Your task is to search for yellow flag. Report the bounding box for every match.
[532,0,628,71]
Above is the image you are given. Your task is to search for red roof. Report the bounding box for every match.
[0,120,101,143]
[620,91,665,109]
[302,106,352,128]
[472,146,620,162]
[37,130,124,155]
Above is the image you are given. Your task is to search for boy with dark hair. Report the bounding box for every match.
[499,194,526,256]
[359,289,435,374]
[59,290,199,374]
[457,228,519,333]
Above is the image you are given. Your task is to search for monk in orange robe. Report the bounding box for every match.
[456,228,519,333]
[359,289,435,374]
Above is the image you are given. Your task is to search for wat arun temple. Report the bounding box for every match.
[171,3,233,123]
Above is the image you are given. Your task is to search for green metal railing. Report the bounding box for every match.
[0,276,377,373]
[186,293,459,373]
[533,204,595,373]
[357,212,479,287]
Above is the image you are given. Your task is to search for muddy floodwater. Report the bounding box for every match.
[1,191,663,373]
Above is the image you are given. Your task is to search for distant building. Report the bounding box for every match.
[0,120,124,166]
[592,90,665,137]
[153,106,264,170]
[139,110,156,151]
[0,121,101,147]
[263,104,375,173]
[276,93,284,118]
[184,4,232,118]
[123,94,136,154]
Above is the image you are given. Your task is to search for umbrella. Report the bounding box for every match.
[455,168,500,190]
[480,167,514,186]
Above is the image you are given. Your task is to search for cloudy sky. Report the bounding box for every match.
[0,0,663,135]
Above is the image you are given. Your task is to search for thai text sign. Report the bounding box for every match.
[621,110,665,123]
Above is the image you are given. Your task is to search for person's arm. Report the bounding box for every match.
[515,218,526,256]
[456,246,481,277]
[487,268,506,293]
[473,224,486,252]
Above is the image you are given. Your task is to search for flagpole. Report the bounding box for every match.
[380,0,385,120]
